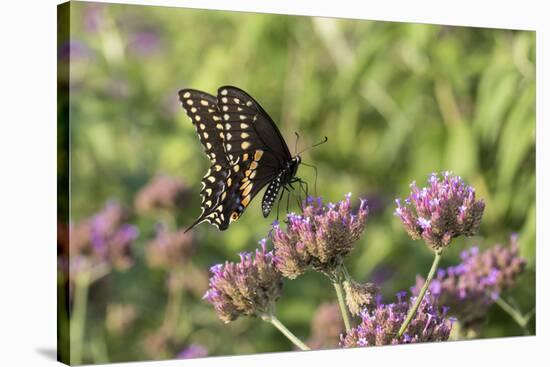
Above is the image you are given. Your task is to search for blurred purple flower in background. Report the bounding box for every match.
[307,302,345,349]
[145,224,195,269]
[58,40,90,61]
[127,29,162,56]
[135,174,190,214]
[83,3,105,33]
[395,171,485,251]
[203,239,283,323]
[70,200,138,272]
[271,193,368,278]
[340,291,453,348]
[412,235,526,329]
[176,344,208,359]
[369,264,396,287]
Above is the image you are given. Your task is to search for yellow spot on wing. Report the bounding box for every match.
[240,180,251,190]
[242,183,253,196]
[254,150,264,161]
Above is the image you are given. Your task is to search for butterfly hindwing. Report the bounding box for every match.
[217,149,283,227]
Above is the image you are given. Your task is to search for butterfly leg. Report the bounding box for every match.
[276,185,286,221]
[285,185,293,214]
[300,161,318,197]
[299,178,309,200]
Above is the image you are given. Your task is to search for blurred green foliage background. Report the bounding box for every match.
[60,1,535,363]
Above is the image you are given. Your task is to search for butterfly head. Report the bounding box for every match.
[290,155,301,177]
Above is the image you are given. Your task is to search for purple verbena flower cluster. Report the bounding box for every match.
[412,235,526,328]
[203,239,283,323]
[340,291,454,348]
[270,193,368,278]
[395,172,485,251]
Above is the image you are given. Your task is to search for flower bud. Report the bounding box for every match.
[344,280,379,316]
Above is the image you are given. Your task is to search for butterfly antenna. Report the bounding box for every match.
[296,136,328,156]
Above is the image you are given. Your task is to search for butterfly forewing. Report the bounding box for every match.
[216,86,292,165]
[179,89,227,165]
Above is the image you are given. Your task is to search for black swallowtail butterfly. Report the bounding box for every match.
[179,86,303,232]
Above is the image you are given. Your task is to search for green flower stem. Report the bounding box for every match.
[161,268,184,336]
[333,280,352,333]
[70,270,91,365]
[261,314,310,351]
[397,250,442,339]
[493,295,531,334]
[89,263,111,284]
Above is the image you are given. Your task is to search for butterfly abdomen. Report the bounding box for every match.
[262,175,283,217]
